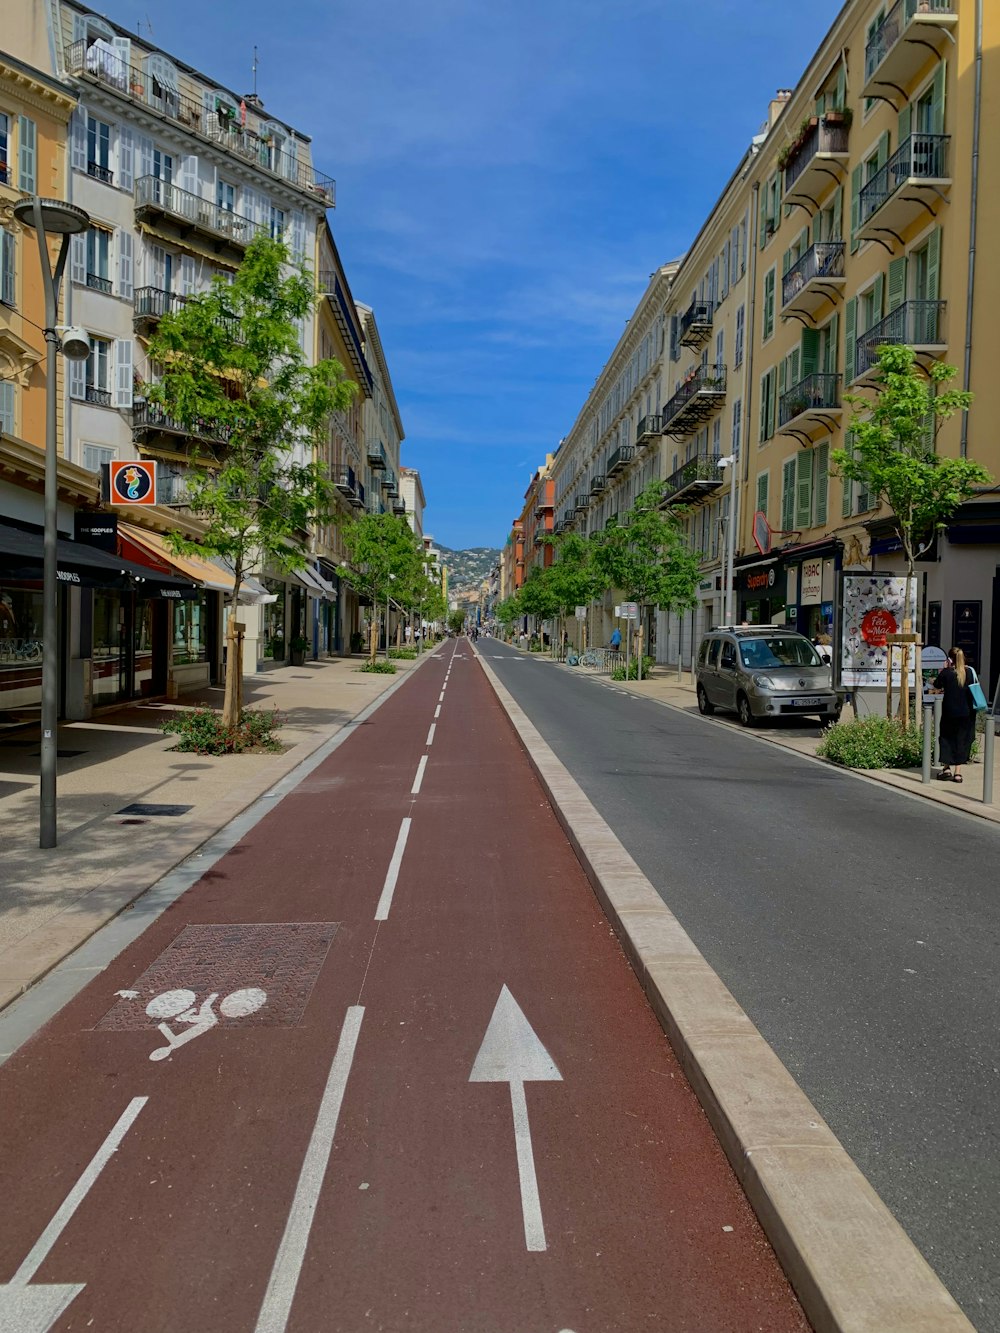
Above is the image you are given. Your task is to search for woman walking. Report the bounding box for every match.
[933,647,976,783]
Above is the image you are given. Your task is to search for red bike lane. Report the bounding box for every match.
[0,642,809,1332]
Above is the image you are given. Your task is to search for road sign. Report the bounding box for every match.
[470,985,563,1252]
[613,605,621,618]
[620,602,639,620]
[752,510,771,555]
[575,606,587,620]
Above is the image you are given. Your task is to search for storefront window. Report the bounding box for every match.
[0,581,44,713]
[135,599,154,693]
[93,591,123,704]
[263,579,285,660]
[173,593,208,665]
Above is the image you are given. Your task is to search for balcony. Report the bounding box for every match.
[604,513,619,530]
[607,444,635,475]
[87,160,114,186]
[367,440,387,471]
[781,242,846,322]
[575,493,589,513]
[132,398,227,446]
[382,473,398,497]
[857,134,950,245]
[863,0,957,104]
[133,286,188,333]
[782,117,850,209]
[335,467,364,507]
[155,470,192,507]
[855,300,946,380]
[85,387,112,408]
[660,453,724,508]
[635,414,663,445]
[679,299,714,349]
[661,364,727,438]
[778,373,843,440]
[589,473,606,496]
[86,272,113,295]
[66,40,336,206]
[562,507,576,528]
[392,497,406,515]
[135,177,265,255]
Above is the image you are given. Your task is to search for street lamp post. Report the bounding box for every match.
[13,197,91,849]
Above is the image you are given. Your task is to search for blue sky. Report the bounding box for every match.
[99,0,837,550]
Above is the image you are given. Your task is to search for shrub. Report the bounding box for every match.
[359,659,397,674]
[817,716,924,769]
[161,706,283,755]
[388,647,417,659]
[611,655,655,681]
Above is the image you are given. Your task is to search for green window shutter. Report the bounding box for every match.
[850,165,862,253]
[926,225,941,301]
[931,60,946,135]
[763,269,775,339]
[897,104,912,147]
[877,130,890,169]
[814,443,829,527]
[778,359,787,422]
[833,187,843,241]
[798,226,809,256]
[18,116,36,193]
[781,459,796,531]
[790,348,800,386]
[887,256,907,312]
[800,328,820,379]
[796,451,813,528]
[759,186,769,250]
[857,474,871,513]
[873,272,884,322]
[759,372,768,443]
[827,312,840,374]
[767,369,777,440]
[757,471,769,518]
[782,246,791,277]
[841,431,854,517]
[845,297,857,383]
[836,65,846,109]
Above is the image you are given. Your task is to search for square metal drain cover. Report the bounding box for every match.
[96,922,338,1030]
[116,802,193,817]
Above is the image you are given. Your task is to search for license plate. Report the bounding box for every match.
[790,697,823,707]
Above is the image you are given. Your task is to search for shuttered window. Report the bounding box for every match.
[781,458,796,532]
[18,116,36,193]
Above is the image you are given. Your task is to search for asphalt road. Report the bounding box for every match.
[481,647,1000,1333]
[0,644,806,1332]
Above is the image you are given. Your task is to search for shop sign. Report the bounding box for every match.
[952,600,982,671]
[575,605,587,620]
[75,512,118,552]
[740,563,777,595]
[108,461,157,506]
[800,560,822,605]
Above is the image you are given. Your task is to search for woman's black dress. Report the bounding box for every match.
[934,666,975,765]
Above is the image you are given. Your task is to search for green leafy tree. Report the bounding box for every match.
[592,482,701,678]
[340,513,422,662]
[547,532,607,648]
[447,609,466,635]
[495,595,522,635]
[145,235,357,726]
[835,344,985,718]
[518,565,560,641]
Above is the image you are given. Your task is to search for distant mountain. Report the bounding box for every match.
[436,545,500,591]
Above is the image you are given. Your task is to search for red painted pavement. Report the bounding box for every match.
[0,642,809,1332]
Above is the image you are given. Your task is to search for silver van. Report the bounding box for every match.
[696,626,841,726]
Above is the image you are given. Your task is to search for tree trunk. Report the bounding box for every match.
[222,567,244,730]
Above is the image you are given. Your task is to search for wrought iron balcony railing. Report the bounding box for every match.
[367,440,387,470]
[589,474,605,495]
[783,120,850,195]
[87,160,113,185]
[661,364,727,436]
[660,452,725,507]
[858,134,950,227]
[575,493,589,512]
[86,272,113,294]
[133,286,188,328]
[778,373,842,428]
[606,444,635,475]
[85,386,112,407]
[679,299,714,349]
[135,176,265,248]
[865,0,955,85]
[131,398,229,443]
[782,242,845,309]
[635,414,663,443]
[855,300,946,378]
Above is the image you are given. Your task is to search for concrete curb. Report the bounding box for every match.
[0,651,438,1017]
[474,646,973,1333]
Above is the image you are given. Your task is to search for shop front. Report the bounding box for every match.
[736,555,785,625]
[781,540,842,650]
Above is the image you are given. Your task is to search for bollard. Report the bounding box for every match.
[983,716,995,806]
[922,703,933,785]
[933,695,942,767]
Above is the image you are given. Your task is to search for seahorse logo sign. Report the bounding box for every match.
[110,460,155,504]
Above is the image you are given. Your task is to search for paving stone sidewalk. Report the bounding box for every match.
[0,652,432,1012]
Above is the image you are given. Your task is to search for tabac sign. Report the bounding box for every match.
[106,460,157,505]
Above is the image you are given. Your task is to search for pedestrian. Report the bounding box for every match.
[610,626,622,650]
[932,646,976,783]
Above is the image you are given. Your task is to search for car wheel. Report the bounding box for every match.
[821,708,842,726]
[697,684,714,715]
[737,693,755,727]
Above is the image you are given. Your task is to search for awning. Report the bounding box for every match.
[289,564,334,599]
[118,522,237,592]
[0,522,198,597]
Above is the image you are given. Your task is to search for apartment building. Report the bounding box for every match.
[521,456,555,573]
[399,466,426,539]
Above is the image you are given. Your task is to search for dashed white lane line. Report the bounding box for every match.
[254,1007,364,1333]
[434,705,441,719]
[411,755,428,795]
[374,818,412,921]
[426,723,436,747]
[439,691,446,703]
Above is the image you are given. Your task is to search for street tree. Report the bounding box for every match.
[517,565,561,645]
[548,532,607,650]
[145,235,357,727]
[592,482,701,679]
[495,595,521,636]
[340,512,422,662]
[835,344,985,720]
[447,609,466,636]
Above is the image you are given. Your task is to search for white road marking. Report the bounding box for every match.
[143,987,267,1061]
[426,723,436,747]
[438,691,445,702]
[254,1007,364,1333]
[434,705,441,719]
[411,755,428,795]
[375,818,412,921]
[470,986,562,1252]
[0,1097,147,1331]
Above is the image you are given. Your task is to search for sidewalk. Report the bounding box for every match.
[0,651,432,1012]
[530,649,1000,823]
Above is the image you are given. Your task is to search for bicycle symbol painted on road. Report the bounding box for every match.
[140,986,267,1061]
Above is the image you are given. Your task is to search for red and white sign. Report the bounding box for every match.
[860,607,898,647]
[109,460,157,506]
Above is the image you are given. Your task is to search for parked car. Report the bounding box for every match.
[696,626,841,726]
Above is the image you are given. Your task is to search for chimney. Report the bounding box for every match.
[769,88,793,128]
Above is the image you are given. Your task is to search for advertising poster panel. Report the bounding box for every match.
[840,574,918,688]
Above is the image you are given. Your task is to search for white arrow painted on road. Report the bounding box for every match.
[0,1096,146,1331]
[470,986,562,1252]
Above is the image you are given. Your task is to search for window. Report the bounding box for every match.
[152,147,172,184]
[18,116,35,193]
[82,443,115,472]
[87,116,112,184]
[0,227,14,307]
[734,304,745,367]
[269,205,285,240]
[756,470,769,519]
[758,369,777,443]
[0,381,15,435]
[762,268,776,340]
[731,398,742,459]
[217,178,235,213]
[781,458,796,531]
[0,113,8,185]
[85,336,112,405]
[86,227,112,293]
[760,172,780,247]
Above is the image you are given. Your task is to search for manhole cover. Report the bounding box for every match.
[96,922,338,1030]
[116,802,193,817]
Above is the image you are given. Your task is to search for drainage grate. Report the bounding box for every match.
[96,922,339,1030]
[116,802,193,817]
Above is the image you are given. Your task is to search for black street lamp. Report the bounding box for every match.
[12,196,91,849]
